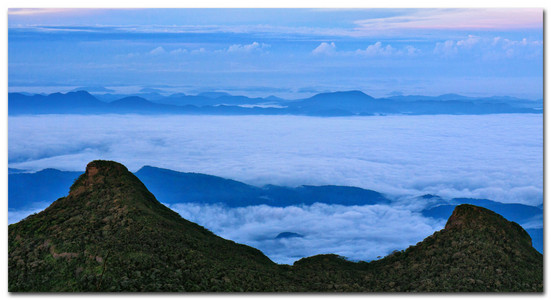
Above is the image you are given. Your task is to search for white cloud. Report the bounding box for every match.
[434,35,481,57]
[191,48,206,54]
[434,40,458,56]
[405,45,421,56]
[434,35,542,58]
[167,202,446,264]
[355,41,395,56]
[170,48,188,55]
[149,46,166,55]
[313,41,420,57]
[8,114,543,206]
[491,37,543,59]
[455,35,481,48]
[8,202,51,224]
[227,42,270,53]
[312,42,336,55]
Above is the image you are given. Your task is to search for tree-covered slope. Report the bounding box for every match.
[8,161,286,292]
[9,161,543,292]
[292,204,543,292]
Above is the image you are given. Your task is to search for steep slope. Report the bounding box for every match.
[9,161,543,292]
[293,204,543,292]
[8,161,287,292]
[422,198,543,253]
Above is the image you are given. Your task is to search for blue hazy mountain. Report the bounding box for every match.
[107,96,182,113]
[526,228,544,253]
[70,86,115,93]
[287,90,381,114]
[9,166,542,253]
[259,184,389,206]
[9,166,391,211]
[134,166,390,207]
[197,91,233,98]
[95,92,167,102]
[139,87,167,94]
[9,168,82,210]
[287,91,540,115]
[385,94,543,110]
[275,232,304,239]
[8,168,27,174]
[9,90,541,116]
[422,198,543,223]
[422,198,543,253]
[134,166,267,206]
[9,91,108,114]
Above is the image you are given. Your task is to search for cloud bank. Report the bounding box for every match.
[8,201,51,224]
[312,41,420,57]
[8,114,542,205]
[167,202,446,264]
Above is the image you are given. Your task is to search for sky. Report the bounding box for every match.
[7,8,544,99]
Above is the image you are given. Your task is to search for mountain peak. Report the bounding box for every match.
[445,204,533,247]
[67,160,158,208]
[85,159,128,176]
[313,90,373,99]
[9,162,543,291]
[65,90,95,98]
[9,160,279,292]
[445,204,484,229]
[446,204,504,229]
[70,160,130,191]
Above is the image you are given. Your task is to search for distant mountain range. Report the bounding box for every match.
[8,160,543,291]
[8,166,389,210]
[8,90,542,116]
[8,165,543,253]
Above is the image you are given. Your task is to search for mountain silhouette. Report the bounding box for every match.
[9,166,390,212]
[9,166,541,253]
[8,161,543,292]
[9,91,107,114]
[9,90,541,116]
[9,161,281,292]
[135,166,390,207]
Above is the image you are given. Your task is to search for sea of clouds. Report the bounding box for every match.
[8,113,542,263]
[167,203,446,264]
[8,114,543,205]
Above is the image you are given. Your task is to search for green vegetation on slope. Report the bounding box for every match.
[8,161,543,292]
[292,205,543,292]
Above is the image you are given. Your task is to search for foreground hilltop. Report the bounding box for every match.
[8,160,543,292]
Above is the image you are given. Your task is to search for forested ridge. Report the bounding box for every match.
[8,160,543,292]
